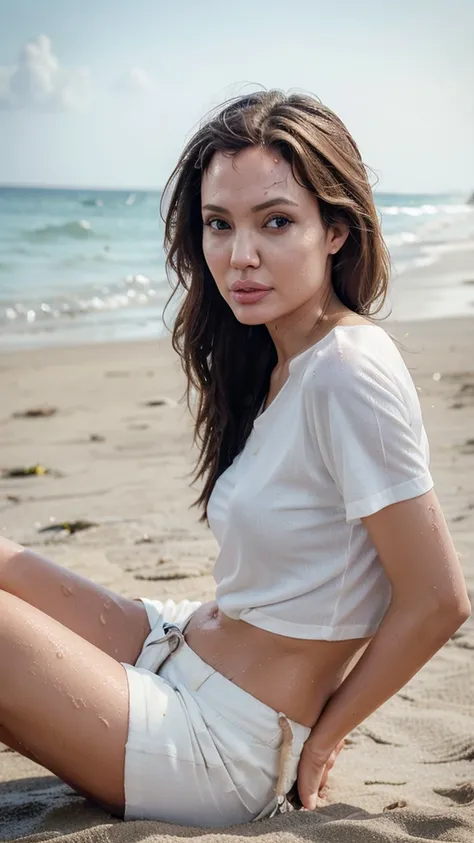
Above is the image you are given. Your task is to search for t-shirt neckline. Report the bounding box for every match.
[254,324,383,427]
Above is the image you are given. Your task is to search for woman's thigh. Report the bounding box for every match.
[0,536,149,665]
[0,590,132,814]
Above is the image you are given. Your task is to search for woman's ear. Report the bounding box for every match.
[328,221,350,256]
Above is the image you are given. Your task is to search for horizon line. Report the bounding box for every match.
[0,182,163,193]
[0,181,467,197]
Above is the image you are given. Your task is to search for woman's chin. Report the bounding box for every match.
[230,303,276,326]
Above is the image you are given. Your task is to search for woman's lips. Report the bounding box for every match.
[231,289,272,304]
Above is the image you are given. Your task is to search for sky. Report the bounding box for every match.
[0,0,473,194]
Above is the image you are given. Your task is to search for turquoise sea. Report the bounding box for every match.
[0,186,473,350]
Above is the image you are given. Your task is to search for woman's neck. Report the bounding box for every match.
[266,295,348,369]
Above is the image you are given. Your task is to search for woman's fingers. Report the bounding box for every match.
[297,742,330,810]
[318,738,346,797]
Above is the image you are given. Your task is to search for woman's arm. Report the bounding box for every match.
[297,488,471,809]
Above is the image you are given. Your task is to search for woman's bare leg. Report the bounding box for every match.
[0,536,153,813]
[0,726,38,761]
[0,724,120,812]
[0,537,149,663]
[0,589,135,815]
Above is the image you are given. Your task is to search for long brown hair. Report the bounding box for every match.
[161,89,391,519]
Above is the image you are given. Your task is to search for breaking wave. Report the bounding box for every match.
[26,219,96,241]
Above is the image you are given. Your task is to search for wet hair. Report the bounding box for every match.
[161,89,391,519]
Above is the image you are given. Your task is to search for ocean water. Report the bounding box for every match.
[0,186,473,351]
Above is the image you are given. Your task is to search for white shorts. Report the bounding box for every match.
[121,598,311,827]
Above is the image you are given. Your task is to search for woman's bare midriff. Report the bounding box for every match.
[185,601,371,728]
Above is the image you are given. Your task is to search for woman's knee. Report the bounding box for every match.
[0,537,23,586]
[0,544,150,665]
[0,589,31,642]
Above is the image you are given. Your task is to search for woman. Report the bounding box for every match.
[0,90,470,827]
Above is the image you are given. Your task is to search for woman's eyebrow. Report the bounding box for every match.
[202,197,299,214]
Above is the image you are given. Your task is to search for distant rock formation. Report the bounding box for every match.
[468,192,474,205]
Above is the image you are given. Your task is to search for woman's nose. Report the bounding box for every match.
[229,232,260,269]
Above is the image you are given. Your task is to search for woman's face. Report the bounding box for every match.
[201,145,348,328]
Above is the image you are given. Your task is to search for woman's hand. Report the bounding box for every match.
[296,738,345,810]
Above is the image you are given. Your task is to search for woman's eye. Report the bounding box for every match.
[266,215,292,229]
[206,219,229,231]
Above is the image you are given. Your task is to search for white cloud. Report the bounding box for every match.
[112,67,154,96]
[0,35,91,111]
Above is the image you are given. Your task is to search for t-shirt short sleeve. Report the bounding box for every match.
[303,340,434,523]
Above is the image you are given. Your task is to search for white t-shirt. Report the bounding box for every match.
[207,325,434,641]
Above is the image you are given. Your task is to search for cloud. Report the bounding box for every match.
[112,67,154,97]
[0,35,91,111]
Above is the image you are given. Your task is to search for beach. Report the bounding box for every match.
[0,263,473,840]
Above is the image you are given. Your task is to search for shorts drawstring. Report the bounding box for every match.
[275,714,294,798]
[270,714,296,814]
[152,621,185,658]
[138,621,186,673]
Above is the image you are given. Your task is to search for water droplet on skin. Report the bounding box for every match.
[56,651,64,659]
[61,584,73,597]
[99,614,107,625]
[98,716,110,728]
[103,600,111,610]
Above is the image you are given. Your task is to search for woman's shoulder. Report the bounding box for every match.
[301,318,411,398]
[306,316,403,368]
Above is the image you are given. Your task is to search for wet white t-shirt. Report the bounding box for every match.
[207,325,433,641]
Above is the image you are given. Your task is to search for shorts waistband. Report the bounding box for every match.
[163,621,310,748]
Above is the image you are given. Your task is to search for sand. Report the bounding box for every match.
[0,294,473,839]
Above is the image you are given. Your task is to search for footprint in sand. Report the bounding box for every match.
[434,781,474,805]
[357,726,401,747]
[127,556,212,582]
[423,738,474,764]
[458,383,474,399]
[450,635,474,650]
[445,374,474,409]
